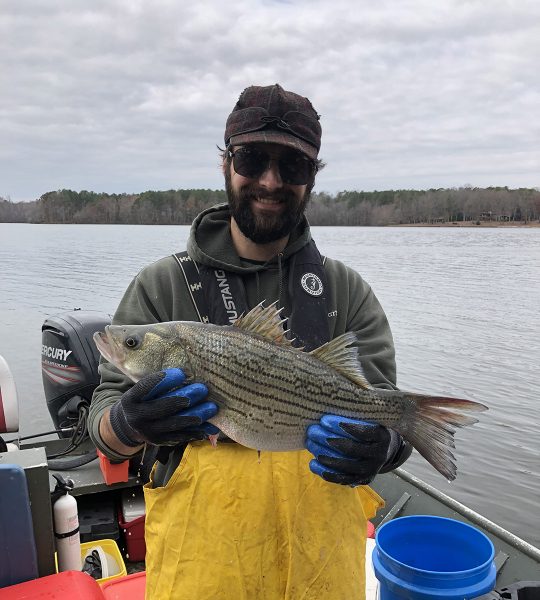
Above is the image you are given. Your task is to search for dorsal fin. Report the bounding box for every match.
[310,332,372,389]
[233,302,298,347]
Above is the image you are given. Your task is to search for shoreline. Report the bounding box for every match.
[392,221,540,228]
[1,220,539,228]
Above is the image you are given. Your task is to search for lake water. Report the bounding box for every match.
[1,223,539,547]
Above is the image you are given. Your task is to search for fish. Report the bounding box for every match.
[93,302,487,481]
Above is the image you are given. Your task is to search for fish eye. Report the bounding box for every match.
[125,335,140,349]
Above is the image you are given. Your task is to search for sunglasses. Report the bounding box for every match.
[228,146,317,185]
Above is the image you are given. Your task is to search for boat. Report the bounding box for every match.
[1,310,539,597]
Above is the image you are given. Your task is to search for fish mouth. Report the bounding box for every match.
[93,327,135,379]
[93,327,142,383]
[93,328,117,364]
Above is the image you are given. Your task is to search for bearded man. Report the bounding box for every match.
[89,83,411,600]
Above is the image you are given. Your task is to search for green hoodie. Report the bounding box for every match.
[89,204,398,475]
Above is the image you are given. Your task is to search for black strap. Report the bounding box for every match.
[172,241,330,350]
[287,240,330,351]
[172,253,210,323]
[55,526,80,539]
[198,266,249,326]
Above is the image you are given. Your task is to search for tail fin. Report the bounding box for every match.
[398,394,487,481]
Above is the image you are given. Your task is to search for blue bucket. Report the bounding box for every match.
[372,515,496,599]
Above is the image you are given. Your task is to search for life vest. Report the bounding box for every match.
[173,239,330,350]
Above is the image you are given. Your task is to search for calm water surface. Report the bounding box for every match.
[1,223,539,546]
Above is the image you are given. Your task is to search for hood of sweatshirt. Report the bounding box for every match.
[187,203,312,273]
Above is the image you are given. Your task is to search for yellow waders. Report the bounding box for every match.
[144,441,383,600]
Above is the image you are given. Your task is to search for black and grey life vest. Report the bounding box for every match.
[173,240,330,351]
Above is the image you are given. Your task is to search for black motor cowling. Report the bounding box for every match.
[42,310,111,437]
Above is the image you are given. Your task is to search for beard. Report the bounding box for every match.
[225,168,312,244]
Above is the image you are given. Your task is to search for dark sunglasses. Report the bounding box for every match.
[228,146,317,185]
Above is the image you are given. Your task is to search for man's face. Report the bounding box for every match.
[224,142,314,244]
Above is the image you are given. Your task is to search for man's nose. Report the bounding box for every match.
[258,158,283,190]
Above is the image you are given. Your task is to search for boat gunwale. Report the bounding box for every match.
[392,468,540,563]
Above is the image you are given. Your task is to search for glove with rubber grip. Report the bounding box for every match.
[306,415,403,486]
[109,368,218,446]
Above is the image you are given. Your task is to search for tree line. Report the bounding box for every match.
[1,186,539,225]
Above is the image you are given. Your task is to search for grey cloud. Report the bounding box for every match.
[0,0,538,200]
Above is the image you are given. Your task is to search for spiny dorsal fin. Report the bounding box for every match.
[233,301,297,347]
[310,332,372,389]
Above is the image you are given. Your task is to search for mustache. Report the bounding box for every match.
[238,185,296,203]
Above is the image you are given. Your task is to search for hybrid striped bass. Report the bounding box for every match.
[94,303,487,481]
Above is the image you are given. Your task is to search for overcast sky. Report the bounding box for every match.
[1,0,539,201]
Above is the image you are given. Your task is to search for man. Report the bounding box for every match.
[89,83,411,599]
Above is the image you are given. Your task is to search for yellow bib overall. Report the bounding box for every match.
[143,441,383,600]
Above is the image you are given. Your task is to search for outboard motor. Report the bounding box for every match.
[42,310,111,437]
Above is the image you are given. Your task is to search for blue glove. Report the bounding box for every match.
[109,368,219,446]
[306,415,393,486]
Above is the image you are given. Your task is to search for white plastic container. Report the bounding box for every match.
[82,544,122,579]
[121,487,145,523]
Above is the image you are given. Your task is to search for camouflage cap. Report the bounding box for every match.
[224,84,322,159]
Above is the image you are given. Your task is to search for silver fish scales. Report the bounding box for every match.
[94,302,487,481]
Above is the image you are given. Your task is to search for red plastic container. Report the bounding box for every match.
[0,570,104,599]
[101,572,146,599]
[97,450,129,485]
[118,511,146,562]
